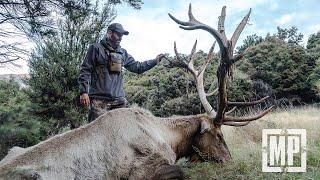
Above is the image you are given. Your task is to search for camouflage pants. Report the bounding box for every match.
[88,98,127,122]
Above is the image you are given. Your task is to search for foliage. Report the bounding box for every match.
[109,0,143,9]
[0,0,80,65]
[235,27,318,104]
[0,0,142,38]
[306,32,320,97]
[0,79,42,159]
[238,36,316,104]
[236,34,263,54]
[275,26,304,45]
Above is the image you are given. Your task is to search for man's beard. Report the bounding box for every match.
[106,37,120,49]
[111,41,120,49]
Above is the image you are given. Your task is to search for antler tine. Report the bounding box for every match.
[168,4,201,27]
[173,41,184,62]
[170,41,189,69]
[230,53,245,65]
[207,41,216,60]
[206,88,218,97]
[169,4,228,49]
[188,3,201,24]
[179,25,227,49]
[172,41,198,76]
[228,96,270,107]
[191,39,198,55]
[225,107,237,115]
[200,41,216,75]
[174,41,179,58]
[198,41,218,98]
[189,40,198,73]
[168,13,190,26]
[230,8,251,52]
[223,106,274,122]
[223,121,250,126]
[218,6,227,39]
[231,45,255,65]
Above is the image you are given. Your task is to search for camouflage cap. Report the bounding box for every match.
[107,23,129,35]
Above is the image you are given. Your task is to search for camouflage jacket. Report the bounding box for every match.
[78,37,157,100]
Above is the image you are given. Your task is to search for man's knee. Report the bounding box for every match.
[88,98,128,122]
[88,109,99,122]
[88,99,109,122]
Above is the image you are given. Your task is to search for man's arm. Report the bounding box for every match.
[78,44,95,106]
[123,51,165,74]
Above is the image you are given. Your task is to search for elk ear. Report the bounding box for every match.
[200,121,211,134]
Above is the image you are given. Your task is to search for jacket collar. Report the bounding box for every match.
[100,37,122,53]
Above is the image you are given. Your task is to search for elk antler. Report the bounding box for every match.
[170,40,218,118]
[169,3,273,126]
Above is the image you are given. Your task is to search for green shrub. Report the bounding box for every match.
[239,37,316,104]
[0,80,43,159]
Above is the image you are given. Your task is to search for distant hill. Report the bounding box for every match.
[0,74,29,88]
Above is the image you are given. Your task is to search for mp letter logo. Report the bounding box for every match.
[262,129,306,172]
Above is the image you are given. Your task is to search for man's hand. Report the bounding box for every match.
[80,93,90,106]
[155,54,167,64]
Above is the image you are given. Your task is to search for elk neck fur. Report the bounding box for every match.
[157,113,211,159]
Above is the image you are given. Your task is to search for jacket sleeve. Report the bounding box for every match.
[123,50,157,74]
[78,44,95,95]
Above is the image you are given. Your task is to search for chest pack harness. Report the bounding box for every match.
[94,43,123,73]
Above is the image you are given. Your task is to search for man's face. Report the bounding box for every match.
[108,30,123,47]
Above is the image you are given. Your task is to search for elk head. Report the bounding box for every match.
[168,4,274,163]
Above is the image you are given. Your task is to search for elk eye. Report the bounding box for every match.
[217,133,223,140]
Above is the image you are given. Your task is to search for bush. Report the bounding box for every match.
[239,37,316,104]
[307,32,320,98]
[0,79,42,159]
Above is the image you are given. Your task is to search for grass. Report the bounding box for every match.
[182,106,320,179]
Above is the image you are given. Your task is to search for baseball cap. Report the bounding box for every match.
[107,23,129,35]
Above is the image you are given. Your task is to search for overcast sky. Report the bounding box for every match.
[1,0,319,74]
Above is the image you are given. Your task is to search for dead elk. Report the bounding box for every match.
[0,4,273,180]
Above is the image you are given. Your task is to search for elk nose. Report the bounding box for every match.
[220,154,232,163]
